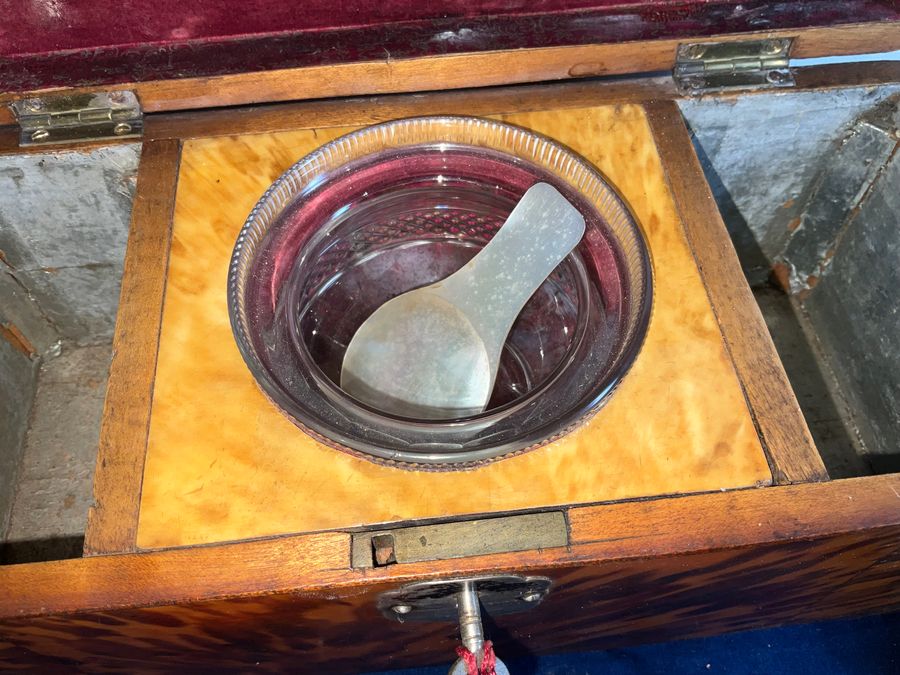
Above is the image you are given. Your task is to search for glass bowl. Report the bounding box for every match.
[228,116,652,468]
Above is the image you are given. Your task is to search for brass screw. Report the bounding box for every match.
[113,122,132,136]
[763,39,784,55]
[686,44,707,60]
[30,128,50,142]
[766,70,790,84]
[24,98,44,112]
[684,76,705,92]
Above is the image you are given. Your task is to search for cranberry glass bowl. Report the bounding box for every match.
[228,116,652,468]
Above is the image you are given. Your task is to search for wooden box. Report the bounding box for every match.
[2,2,899,671]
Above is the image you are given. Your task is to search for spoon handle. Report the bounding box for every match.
[439,182,586,365]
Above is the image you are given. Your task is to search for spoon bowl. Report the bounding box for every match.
[342,293,491,418]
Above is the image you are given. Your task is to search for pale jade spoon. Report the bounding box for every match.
[340,182,586,420]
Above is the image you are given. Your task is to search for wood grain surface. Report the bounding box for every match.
[1,22,897,126]
[135,103,771,550]
[3,532,897,674]
[3,476,900,672]
[142,76,677,143]
[139,61,900,145]
[5,475,899,619]
[645,101,828,484]
[83,139,182,555]
[4,61,898,158]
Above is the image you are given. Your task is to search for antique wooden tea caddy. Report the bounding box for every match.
[1,2,899,671]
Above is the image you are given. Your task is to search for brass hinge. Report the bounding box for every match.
[674,38,795,95]
[9,90,143,146]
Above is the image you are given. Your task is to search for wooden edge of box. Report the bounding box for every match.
[83,138,182,556]
[3,60,899,159]
[4,474,900,620]
[138,60,900,144]
[0,20,898,128]
[644,100,829,484]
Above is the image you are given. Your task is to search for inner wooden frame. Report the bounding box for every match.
[136,103,772,549]
[84,84,826,556]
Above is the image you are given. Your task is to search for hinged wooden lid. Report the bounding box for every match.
[2,2,899,119]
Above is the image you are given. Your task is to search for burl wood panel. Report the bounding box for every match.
[3,527,900,673]
[645,101,827,485]
[4,475,900,670]
[137,104,771,549]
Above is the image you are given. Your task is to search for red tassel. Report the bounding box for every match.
[480,641,497,674]
[455,641,497,675]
